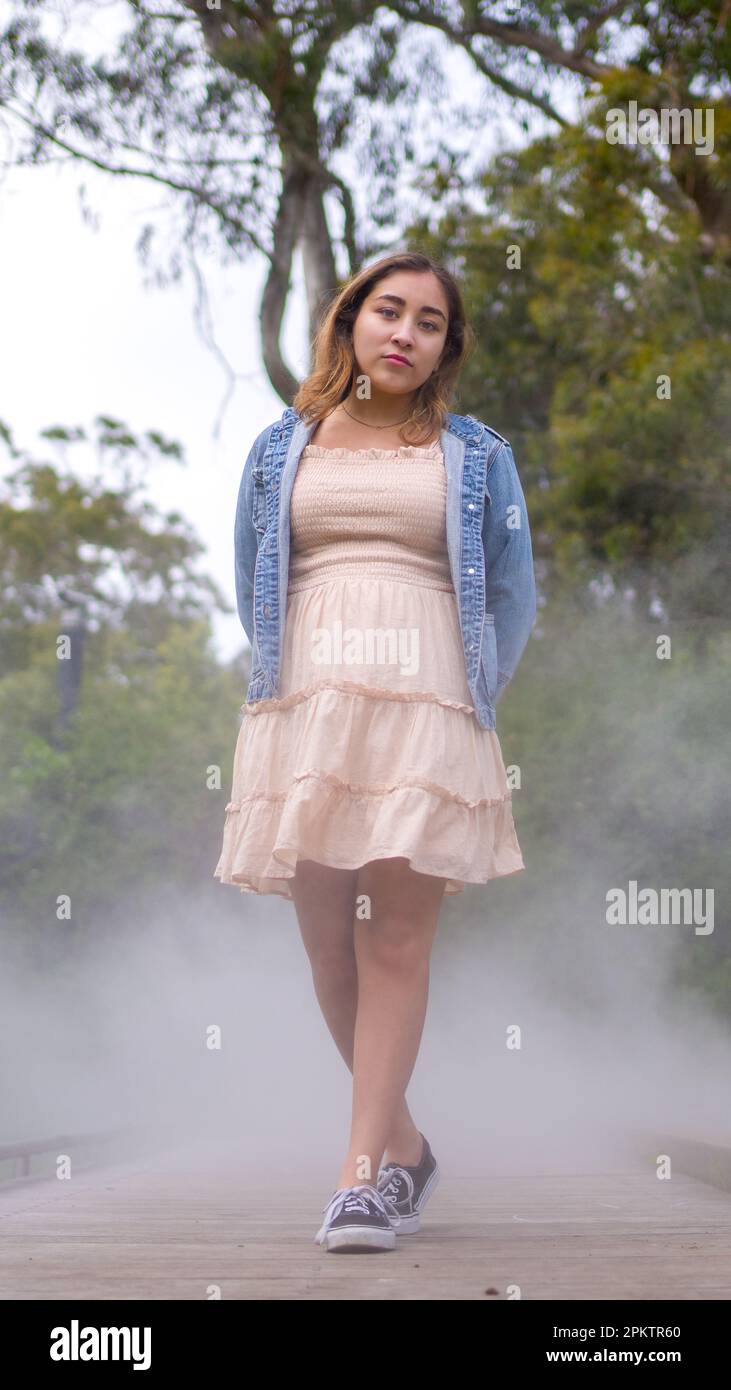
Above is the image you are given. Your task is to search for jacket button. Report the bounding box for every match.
[263,603,270,618]
[468,502,474,510]
[468,567,475,575]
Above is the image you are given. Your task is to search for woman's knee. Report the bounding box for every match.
[356,920,431,973]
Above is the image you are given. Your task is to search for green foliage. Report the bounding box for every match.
[0,421,247,961]
[0,416,227,670]
[410,94,730,627]
[0,620,245,923]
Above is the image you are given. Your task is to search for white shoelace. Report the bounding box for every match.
[318,1183,401,1237]
[377,1165,414,1205]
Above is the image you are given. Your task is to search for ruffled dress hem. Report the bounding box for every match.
[213,761,525,900]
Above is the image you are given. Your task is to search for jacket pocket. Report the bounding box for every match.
[251,465,267,535]
[480,613,498,703]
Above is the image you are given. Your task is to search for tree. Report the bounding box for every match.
[2,0,729,404]
[0,415,230,733]
[0,415,245,941]
[406,92,731,627]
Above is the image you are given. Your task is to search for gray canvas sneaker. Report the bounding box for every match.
[314,1183,401,1252]
[376,1133,440,1233]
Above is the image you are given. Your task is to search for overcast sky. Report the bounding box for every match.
[0,1,581,663]
[1,161,304,662]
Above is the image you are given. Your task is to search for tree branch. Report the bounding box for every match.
[572,2,630,57]
[462,47,570,128]
[385,0,574,126]
[322,167,359,274]
[4,101,270,258]
[385,0,617,82]
[126,0,197,22]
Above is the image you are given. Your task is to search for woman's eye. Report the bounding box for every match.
[376,308,438,331]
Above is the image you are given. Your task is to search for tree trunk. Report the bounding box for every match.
[261,150,339,402]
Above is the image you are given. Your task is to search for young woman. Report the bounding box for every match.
[214,250,537,1253]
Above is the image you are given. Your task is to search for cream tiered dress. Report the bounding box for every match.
[214,439,525,897]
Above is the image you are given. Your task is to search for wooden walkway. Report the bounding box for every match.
[1,1149,730,1300]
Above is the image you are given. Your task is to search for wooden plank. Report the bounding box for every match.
[1,1154,730,1300]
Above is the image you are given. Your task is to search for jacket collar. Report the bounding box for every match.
[281,405,484,446]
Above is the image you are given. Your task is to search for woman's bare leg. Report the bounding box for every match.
[291,858,423,1165]
[335,857,445,1191]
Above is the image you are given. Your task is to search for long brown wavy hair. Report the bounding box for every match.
[292,250,476,447]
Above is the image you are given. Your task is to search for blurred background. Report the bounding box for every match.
[0,1,729,1183]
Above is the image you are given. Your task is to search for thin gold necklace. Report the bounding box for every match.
[340,402,412,429]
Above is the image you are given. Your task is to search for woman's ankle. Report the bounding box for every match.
[384,1127,424,1167]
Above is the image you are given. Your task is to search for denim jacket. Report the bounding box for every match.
[234,406,536,730]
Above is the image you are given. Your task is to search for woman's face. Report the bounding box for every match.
[350,270,450,399]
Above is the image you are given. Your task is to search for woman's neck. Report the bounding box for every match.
[335,393,416,430]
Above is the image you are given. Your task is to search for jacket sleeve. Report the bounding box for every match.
[481,439,537,703]
[233,428,269,647]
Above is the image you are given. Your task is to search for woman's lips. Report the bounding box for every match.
[383,354,412,366]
